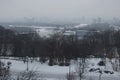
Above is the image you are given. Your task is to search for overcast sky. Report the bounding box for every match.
[0,0,120,22]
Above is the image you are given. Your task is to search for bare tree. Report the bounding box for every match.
[17,70,40,80]
[98,70,102,80]
[76,58,86,80]
[66,72,76,80]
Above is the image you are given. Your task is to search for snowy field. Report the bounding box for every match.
[1,58,120,80]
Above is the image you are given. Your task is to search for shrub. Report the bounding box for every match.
[7,61,12,66]
[59,62,64,66]
[48,58,54,66]
[65,62,70,66]
[40,58,47,63]
[98,61,105,66]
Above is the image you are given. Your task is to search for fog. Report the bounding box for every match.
[0,0,120,22]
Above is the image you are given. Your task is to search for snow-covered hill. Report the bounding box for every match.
[1,58,120,80]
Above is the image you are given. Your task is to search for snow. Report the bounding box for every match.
[109,25,120,31]
[74,24,88,28]
[1,59,69,79]
[1,58,120,80]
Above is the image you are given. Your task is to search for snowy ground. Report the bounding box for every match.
[1,58,120,80]
[1,59,69,80]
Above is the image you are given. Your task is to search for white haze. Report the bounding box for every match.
[0,0,120,22]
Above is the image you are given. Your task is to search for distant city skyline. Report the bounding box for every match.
[0,0,120,22]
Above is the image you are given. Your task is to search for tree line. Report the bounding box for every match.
[0,25,120,66]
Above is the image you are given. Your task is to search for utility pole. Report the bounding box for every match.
[26,56,29,71]
[69,63,71,80]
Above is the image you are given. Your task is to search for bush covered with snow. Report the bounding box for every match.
[98,61,105,66]
[0,61,11,79]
